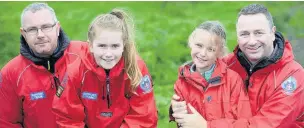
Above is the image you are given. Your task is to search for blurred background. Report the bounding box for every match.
[0,1,303,127]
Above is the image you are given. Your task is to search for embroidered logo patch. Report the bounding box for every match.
[140,75,152,94]
[281,76,297,95]
[82,92,98,100]
[30,92,46,100]
[100,112,113,117]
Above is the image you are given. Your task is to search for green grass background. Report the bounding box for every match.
[0,1,303,127]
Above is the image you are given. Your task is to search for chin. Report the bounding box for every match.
[100,64,114,69]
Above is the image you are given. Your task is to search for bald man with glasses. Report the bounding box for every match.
[0,3,88,128]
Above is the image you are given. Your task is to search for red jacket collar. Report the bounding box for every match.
[83,51,126,79]
[179,59,226,88]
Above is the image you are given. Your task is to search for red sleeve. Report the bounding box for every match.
[52,62,86,128]
[211,70,304,128]
[120,60,158,128]
[168,79,186,122]
[0,69,23,128]
[243,71,304,128]
[208,73,252,128]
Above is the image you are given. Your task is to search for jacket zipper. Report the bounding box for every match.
[244,57,265,88]
[106,75,111,109]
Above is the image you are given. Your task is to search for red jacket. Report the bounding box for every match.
[0,37,88,127]
[223,32,304,128]
[169,59,252,128]
[52,50,158,128]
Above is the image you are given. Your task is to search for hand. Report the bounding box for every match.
[173,103,207,128]
[171,94,187,115]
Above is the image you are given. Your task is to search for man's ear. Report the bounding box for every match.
[56,22,61,36]
[271,26,276,41]
[20,28,26,39]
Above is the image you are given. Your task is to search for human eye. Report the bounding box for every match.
[26,27,38,33]
[240,32,249,37]
[112,44,120,48]
[195,43,203,48]
[255,31,264,36]
[207,47,215,52]
[98,44,107,48]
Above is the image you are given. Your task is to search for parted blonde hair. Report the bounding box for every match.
[87,8,142,92]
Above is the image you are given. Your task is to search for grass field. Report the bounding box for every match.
[0,1,303,127]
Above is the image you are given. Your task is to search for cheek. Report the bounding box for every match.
[190,48,199,55]
[113,48,124,57]
[92,47,103,55]
[238,40,247,50]
[237,37,246,46]
[207,52,217,60]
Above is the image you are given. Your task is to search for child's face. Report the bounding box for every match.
[189,29,221,72]
[90,29,124,69]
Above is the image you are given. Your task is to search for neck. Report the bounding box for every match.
[197,64,214,74]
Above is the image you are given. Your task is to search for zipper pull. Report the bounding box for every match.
[47,60,51,71]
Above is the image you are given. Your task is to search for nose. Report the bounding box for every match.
[199,48,207,57]
[247,34,257,46]
[37,29,45,38]
[104,50,113,59]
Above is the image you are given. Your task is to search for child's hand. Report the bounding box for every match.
[173,103,207,128]
[171,94,187,115]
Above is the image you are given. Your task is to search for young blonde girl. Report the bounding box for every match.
[52,9,158,128]
[170,21,251,128]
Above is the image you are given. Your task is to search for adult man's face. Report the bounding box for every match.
[236,13,276,63]
[21,9,60,57]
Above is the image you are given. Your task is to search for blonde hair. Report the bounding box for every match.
[189,21,228,57]
[87,8,142,92]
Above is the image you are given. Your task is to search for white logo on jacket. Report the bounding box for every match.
[30,91,46,100]
[139,75,152,94]
[82,92,98,100]
[281,76,297,95]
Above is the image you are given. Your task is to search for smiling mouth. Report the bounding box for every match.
[103,59,114,62]
[196,56,207,62]
[35,42,48,45]
[247,46,262,51]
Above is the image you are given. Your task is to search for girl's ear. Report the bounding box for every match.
[89,41,94,53]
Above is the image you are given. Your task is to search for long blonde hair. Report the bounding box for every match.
[87,9,142,92]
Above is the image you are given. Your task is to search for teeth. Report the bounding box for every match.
[196,56,206,62]
[104,59,113,62]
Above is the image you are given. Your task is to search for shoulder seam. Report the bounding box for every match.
[17,64,32,87]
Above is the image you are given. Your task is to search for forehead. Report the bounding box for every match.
[237,13,271,32]
[189,29,218,46]
[93,30,123,44]
[22,9,54,27]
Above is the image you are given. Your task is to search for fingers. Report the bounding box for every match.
[175,117,186,124]
[172,101,187,113]
[173,107,188,114]
[172,94,181,101]
[172,113,187,119]
[187,103,198,114]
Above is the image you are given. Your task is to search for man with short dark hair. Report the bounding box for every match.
[225,3,304,128]
[0,3,88,128]
[171,3,303,128]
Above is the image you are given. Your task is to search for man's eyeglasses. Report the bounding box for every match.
[23,22,57,35]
